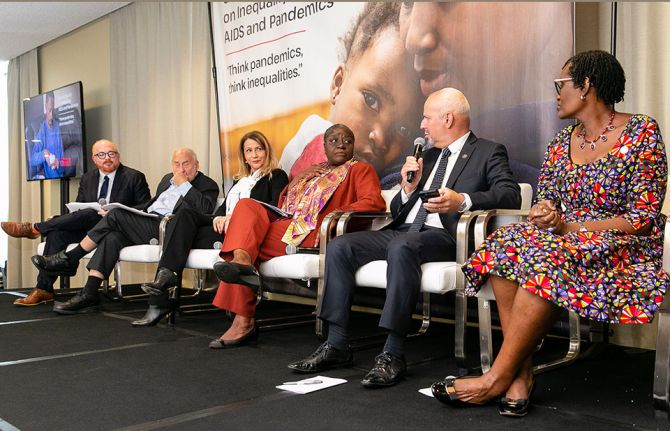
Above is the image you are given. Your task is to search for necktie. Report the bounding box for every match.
[98,175,109,201]
[409,148,451,232]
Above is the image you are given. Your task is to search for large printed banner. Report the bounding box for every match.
[211,2,574,190]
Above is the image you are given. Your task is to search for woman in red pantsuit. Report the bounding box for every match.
[209,124,386,348]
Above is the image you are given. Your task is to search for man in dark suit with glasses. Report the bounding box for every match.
[2,139,150,306]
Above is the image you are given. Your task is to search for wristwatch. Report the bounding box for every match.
[578,222,587,232]
[457,195,468,213]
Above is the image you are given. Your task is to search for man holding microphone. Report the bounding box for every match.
[288,88,521,388]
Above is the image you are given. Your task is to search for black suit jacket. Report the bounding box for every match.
[140,171,219,214]
[214,169,288,216]
[75,164,151,206]
[388,132,521,237]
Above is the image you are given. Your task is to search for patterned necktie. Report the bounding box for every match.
[409,148,451,232]
[98,175,109,201]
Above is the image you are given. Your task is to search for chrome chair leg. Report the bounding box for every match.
[653,306,670,410]
[454,288,468,370]
[533,310,581,374]
[477,297,493,373]
[114,262,123,298]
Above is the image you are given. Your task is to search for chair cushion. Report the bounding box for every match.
[259,254,320,280]
[185,249,220,270]
[118,245,160,263]
[355,260,461,294]
[182,250,320,280]
[37,242,95,259]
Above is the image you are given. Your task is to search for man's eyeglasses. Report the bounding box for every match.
[554,77,573,95]
[94,151,118,160]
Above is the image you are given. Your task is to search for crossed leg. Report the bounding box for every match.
[452,275,561,404]
[219,249,255,341]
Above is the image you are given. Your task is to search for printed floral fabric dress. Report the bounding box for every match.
[463,115,668,324]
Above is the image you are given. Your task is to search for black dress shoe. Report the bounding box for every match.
[141,267,178,295]
[360,352,406,388]
[52,292,99,315]
[288,341,353,373]
[499,379,535,418]
[209,326,259,349]
[213,261,261,292]
[31,251,77,276]
[131,305,172,327]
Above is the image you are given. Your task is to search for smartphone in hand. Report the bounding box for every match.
[419,189,440,201]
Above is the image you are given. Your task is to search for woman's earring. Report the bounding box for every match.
[580,94,586,101]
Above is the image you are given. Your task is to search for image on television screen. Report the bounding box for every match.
[23,82,86,181]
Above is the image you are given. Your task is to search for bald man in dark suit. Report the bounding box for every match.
[289,88,521,387]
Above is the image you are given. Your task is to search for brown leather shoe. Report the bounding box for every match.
[14,288,54,306]
[1,222,39,239]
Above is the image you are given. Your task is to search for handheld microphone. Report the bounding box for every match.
[98,198,107,207]
[407,137,425,183]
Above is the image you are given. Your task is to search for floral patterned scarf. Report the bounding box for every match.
[281,159,357,246]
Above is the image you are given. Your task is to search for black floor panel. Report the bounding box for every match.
[0,288,667,431]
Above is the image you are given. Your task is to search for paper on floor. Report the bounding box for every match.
[276,376,347,394]
[419,387,434,397]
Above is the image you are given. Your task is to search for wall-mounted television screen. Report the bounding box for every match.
[23,81,86,181]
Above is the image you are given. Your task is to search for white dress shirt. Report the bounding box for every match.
[401,131,473,228]
[225,170,263,215]
[97,169,117,202]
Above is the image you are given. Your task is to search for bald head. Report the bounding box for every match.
[91,139,120,174]
[92,139,117,154]
[427,88,470,118]
[420,88,471,148]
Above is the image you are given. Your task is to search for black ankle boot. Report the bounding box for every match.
[131,304,172,327]
[141,267,178,295]
[132,286,178,327]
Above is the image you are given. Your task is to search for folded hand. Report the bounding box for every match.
[528,200,562,231]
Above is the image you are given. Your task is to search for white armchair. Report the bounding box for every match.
[471,208,581,375]
[315,184,533,370]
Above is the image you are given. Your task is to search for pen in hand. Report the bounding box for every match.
[282,379,323,385]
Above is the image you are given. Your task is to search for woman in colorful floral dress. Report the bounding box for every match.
[431,50,668,416]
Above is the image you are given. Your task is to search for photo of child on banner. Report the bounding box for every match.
[212,2,573,192]
[279,2,423,189]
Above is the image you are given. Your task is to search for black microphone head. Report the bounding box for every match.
[412,137,425,160]
[407,137,425,183]
[98,198,107,206]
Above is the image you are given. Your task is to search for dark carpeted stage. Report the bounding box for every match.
[0,287,668,431]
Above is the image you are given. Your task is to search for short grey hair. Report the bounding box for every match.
[172,147,198,162]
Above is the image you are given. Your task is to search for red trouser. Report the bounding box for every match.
[212,199,293,317]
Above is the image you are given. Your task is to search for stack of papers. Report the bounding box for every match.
[276,376,347,394]
[66,202,158,218]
